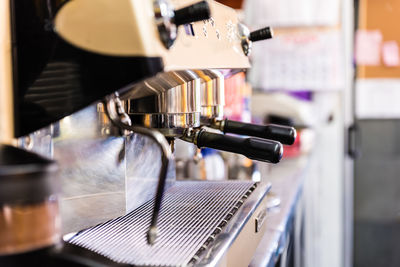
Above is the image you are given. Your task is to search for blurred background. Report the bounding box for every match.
[210,0,400,266]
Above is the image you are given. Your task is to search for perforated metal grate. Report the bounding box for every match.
[67,181,257,267]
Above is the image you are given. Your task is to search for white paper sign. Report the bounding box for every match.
[243,0,341,27]
[382,41,400,67]
[356,79,400,119]
[248,30,344,91]
[355,30,382,66]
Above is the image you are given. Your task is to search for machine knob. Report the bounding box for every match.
[155,0,211,49]
[195,130,283,164]
[249,27,274,42]
[174,1,211,26]
[238,24,274,56]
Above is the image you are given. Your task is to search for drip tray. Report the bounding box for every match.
[67,181,258,267]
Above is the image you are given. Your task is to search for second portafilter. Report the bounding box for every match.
[196,70,297,146]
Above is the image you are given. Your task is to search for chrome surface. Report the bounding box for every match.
[200,106,224,123]
[179,127,201,145]
[105,93,174,244]
[255,206,268,233]
[208,118,225,132]
[124,70,201,113]
[129,113,200,137]
[45,104,127,234]
[197,181,271,266]
[18,100,176,235]
[154,0,177,49]
[194,70,225,120]
[67,181,257,267]
[250,157,308,267]
[238,23,252,56]
[18,126,54,158]
[123,70,201,136]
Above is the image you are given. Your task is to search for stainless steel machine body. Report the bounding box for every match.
[195,69,225,122]
[18,102,176,234]
[18,92,273,266]
[123,70,201,137]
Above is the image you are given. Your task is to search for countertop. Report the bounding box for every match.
[250,155,310,267]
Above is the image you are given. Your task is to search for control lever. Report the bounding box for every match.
[182,129,283,164]
[155,0,211,49]
[249,26,274,42]
[173,1,211,26]
[239,25,274,56]
[211,119,297,145]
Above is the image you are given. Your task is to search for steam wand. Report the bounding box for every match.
[105,93,172,245]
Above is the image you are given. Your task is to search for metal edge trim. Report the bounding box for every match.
[197,181,272,266]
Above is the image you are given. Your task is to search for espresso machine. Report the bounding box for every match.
[0,0,296,266]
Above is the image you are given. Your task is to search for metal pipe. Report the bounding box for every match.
[105,93,172,245]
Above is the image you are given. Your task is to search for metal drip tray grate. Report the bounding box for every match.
[67,181,257,266]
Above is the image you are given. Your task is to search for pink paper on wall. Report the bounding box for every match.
[355,30,383,66]
[382,41,400,67]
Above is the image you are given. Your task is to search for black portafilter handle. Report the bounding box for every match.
[249,26,274,42]
[222,120,297,145]
[174,1,211,26]
[196,130,283,164]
